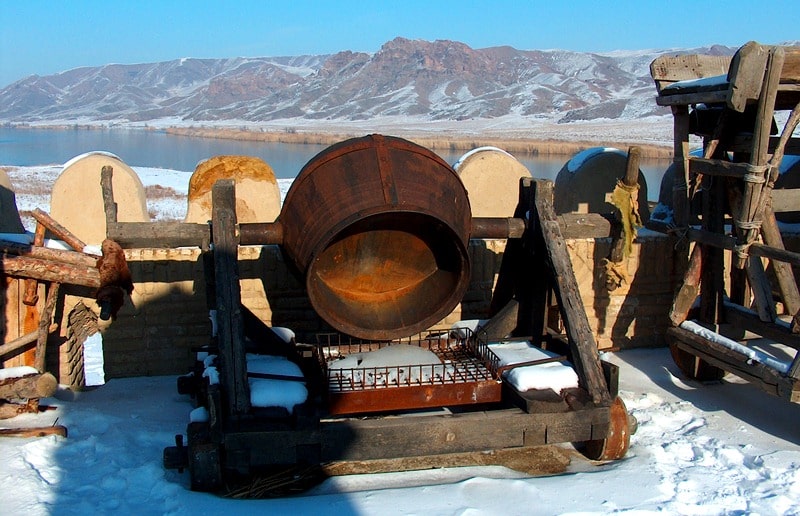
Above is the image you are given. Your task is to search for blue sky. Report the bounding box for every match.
[1,0,797,88]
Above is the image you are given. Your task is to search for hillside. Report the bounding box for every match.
[0,38,736,126]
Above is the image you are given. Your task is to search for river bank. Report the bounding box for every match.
[4,115,678,159]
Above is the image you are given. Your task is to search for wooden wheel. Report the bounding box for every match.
[669,343,726,381]
[583,397,632,461]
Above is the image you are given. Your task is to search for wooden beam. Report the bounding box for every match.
[31,209,86,252]
[1,253,100,287]
[529,178,610,405]
[212,180,250,416]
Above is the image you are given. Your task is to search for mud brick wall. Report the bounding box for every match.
[566,231,680,349]
[46,233,679,384]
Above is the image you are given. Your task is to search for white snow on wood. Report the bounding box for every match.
[0,366,39,381]
[246,354,307,410]
[679,320,791,374]
[488,341,579,393]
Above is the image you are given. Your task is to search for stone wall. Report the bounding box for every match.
[47,231,680,385]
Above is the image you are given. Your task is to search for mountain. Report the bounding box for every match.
[0,37,737,124]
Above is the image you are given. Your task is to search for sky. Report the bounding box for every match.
[1,0,798,88]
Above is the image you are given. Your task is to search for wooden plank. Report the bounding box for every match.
[101,165,118,227]
[726,41,770,112]
[723,303,800,350]
[745,255,778,322]
[689,158,751,179]
[22,221,47,306]
[107,221,210,249]
[686,227,800,268]
[667,326,799,402]
[0,330,38,358]
[211,179,250,416]
[670,244,702,326]
[529,178,611,405]
[771,189,799,213]
[35,283,60,372]
[760,206,800,315]
[649,54,731,88]
[0,240,97,267]
[1,254,100,287]
[30,209,86,252]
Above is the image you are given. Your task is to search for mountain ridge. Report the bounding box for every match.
[0,37,739,124]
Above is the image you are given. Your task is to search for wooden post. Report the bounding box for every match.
[529,178,610,405]
[34,282,60,372]
[212,179,250,416]
[22,221,47,306]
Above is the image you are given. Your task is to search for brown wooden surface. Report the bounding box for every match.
[23,222,47,306]
[34,283,60,372]
[0,426,67,438]
[529,179,610,405]
[31,208,87,252]
[0,372,57,399]
[1,254,100,287]
[0,240,98,267]
[0,330,38,359]
[669,244,702,326]
[107,221,210,249]
[667,326,799,402]
[211,179,250,416]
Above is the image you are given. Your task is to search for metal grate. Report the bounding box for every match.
[314,330,503,414]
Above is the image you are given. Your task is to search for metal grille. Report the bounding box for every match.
[316,330,501,393]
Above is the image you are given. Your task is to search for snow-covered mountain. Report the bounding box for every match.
[0,37,737,124]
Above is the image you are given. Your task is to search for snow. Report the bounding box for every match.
[488,341,579,393]
[3,161,800,513]
[2,347,800,514]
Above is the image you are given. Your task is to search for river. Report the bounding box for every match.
[0,126,670,200]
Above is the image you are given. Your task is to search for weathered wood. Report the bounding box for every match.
[480,299,519,341]
[101,165,118,227]
[0,331,38,358]
[0,253,100,287]
[35,283,60,372]
[760,206,800,315]
[23,221,47,306]
[0,425,67,438]
[470,217,526,239]
[687,227,800,268]
[734,47,784,269]
[0,239,98,267]
[31,208,87,252]
[726,41,770,112]
[557,212,613,239]
[745,255,778,322]
[529,178,610,405]
[667,326,800,402]
[0,373,57,400]
[212,180,250,416]
[650,54,731,92]
[669,244,703,326]
[107,221,210,249]
[723,303,800,350]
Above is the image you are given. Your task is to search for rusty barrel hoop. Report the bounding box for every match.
[279,134,472,340]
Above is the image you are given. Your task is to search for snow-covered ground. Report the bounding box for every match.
[2,348,799,515]
[2,163,800,514]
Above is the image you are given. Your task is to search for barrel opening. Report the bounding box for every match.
[307,212,469,339]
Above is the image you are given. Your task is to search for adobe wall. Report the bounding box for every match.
[46,230,679,385]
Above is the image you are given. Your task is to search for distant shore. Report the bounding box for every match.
[5,119,676,159]
[164,126,674,159]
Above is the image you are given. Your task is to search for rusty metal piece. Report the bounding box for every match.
[583,396,632,461]
[318,332,502,415]
[238,221,284,246]
[280,134,472,340]
[470,217,526,239]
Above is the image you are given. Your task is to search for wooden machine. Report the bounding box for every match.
[651,42,800,398]
[101,134,633,492]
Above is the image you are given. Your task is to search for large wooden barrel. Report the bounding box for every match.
[279,134,472,340]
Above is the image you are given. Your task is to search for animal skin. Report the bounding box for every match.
[95,239,133,320]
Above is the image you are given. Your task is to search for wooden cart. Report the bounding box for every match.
[650,41,800,399]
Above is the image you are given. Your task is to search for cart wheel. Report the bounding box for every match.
[583,397,632,461]
[669,343,725,381]
[187,422,222,492]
